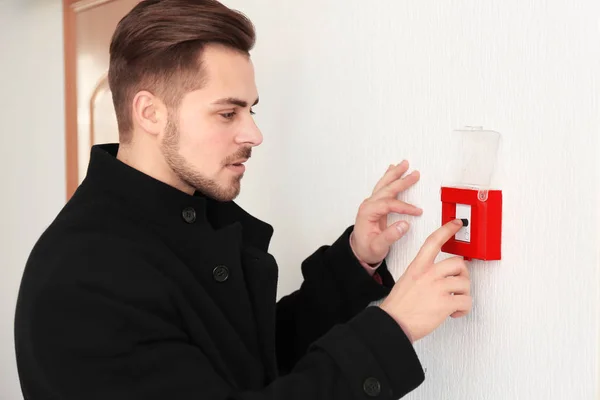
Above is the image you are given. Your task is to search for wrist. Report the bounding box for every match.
[349,231,383,270]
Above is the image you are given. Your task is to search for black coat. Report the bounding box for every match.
[14,144,424,399]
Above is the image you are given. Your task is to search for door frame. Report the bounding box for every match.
[62,0,119,200]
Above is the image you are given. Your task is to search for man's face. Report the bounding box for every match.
[161,44,262,202]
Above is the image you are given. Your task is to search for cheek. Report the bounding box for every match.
[177,115,230,169]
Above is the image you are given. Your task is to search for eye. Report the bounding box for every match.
[220,112,236,120]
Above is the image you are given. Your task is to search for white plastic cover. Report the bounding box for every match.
[442,126,501,190]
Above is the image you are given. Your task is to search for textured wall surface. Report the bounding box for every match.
[227,0,600,398]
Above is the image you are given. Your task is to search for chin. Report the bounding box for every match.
[181,169,242,202]
[206,181,241,202]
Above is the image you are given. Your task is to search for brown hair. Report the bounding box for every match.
[108,0,256,143]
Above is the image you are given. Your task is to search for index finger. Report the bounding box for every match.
[372,161,409,194]
[412,219,465,268]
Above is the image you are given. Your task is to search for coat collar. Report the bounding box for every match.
[83,143,274,253]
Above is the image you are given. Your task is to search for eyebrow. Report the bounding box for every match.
[211,97,259,107]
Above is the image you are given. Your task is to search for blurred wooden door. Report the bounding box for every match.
[63,0,140,200]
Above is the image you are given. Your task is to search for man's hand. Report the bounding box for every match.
[350,160,423,266]
[379,219,472,342]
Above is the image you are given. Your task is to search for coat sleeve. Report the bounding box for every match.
[276,225,401,372]
[24,247,424,400]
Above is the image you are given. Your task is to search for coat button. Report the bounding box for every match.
[363,377,381,397]
[182,207,196,223]
[213,265,229,282]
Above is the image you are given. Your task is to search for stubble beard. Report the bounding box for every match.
[161,118,245,202]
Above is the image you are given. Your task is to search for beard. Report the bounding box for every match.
[161,118,250,202]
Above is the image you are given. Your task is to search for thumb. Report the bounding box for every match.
[370,220,410,257]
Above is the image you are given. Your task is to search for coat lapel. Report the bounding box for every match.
[205,198,279,380]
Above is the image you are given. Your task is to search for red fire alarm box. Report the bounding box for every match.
[440,127,502,261]
[441,187,502,260]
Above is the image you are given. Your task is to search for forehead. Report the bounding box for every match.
[197,44,257,98]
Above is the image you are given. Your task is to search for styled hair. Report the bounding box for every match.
[108,0,256,142]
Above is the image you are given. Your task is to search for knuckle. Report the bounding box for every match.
[428,230,443,245]
[423,237,438,253]
[453,257,468,271]
[368,241,380,254]
[391,178,404,189]
[432,279,445,294]
[396,199,408,209]
[463,280,471,293]
[358,200,371,213]
[461,261,470,273]
[465,296,473,310]
[370,200,384,214]
[452,255,464,263]
[423,234,435,247]
[405,266,422,281]
[422,267,436,282]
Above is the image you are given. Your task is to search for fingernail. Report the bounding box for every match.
[452,219,463,226]
[397,221,409,234]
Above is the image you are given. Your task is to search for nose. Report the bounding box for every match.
[236,117,263,147]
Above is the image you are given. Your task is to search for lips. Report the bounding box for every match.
[226,162,246,173]
[229,159,248,167]
[225,151,250,172]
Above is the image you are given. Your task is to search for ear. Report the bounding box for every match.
[131,91,167,136]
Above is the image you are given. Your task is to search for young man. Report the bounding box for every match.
[14,1,471,399]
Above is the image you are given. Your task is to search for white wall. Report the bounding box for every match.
[1,0,598,399]
[228,0,600,399]
[0,0,65,399]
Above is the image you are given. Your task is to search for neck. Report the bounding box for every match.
[116,141,195,195]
